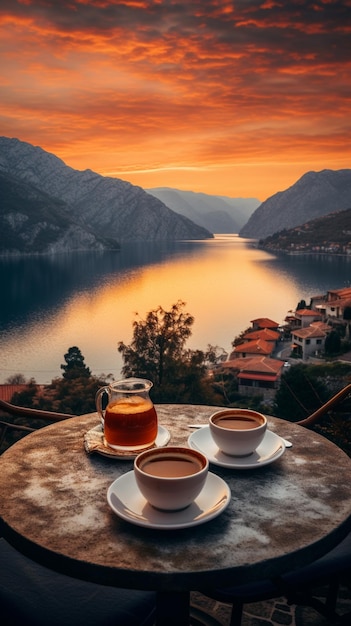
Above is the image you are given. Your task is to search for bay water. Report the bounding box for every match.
[1,234,350,384]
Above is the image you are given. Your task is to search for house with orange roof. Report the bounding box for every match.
[310,288,351,320]
[230,338,275,359]
[291,325,328,360]
[220,356,285,400]
[242,328,280,343]
[0,385,29,404]
[284,308,322,330]
[250,318,280,331]
[294,309,323,328]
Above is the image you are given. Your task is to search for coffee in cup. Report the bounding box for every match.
[134,446,209,510]
[209,408,267,456]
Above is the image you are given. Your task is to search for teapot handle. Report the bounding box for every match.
[95,386,109,423]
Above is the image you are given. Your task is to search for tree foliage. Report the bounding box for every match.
[5,373,27,384]
[273,365,327,421]
[296,299,307,310]
[11,347,110,415]
[61,346,91,380]
[118,301,193,383]
[273,362,351,421]
[118,301,221,403]
[324,330,341,355]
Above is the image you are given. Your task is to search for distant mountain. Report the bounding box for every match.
[147,187,259,233]
[0,137,212,254]
[259,207,351,254]
[240,169,351,239]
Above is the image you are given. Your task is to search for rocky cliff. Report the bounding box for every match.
[0,137,212,254]
[240,169,351,239]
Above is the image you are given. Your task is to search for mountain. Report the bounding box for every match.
[0,172,121,254]
[258,207,351,254]
[0,137,212,254]
[147,187,259,233]
[240,169,351,239]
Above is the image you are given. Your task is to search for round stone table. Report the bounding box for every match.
[1,404,351,625]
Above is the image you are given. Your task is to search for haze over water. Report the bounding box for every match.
[1,235,350,385]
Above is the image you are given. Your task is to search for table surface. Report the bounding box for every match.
[1,404,351,593]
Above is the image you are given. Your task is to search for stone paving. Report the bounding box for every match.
[190,580,351,625]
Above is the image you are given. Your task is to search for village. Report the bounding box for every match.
[215,286,351,401]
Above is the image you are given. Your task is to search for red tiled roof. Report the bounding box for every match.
[232,339,274,356]
[310,321,331,331]
[292,326,327,339]
[221,356,284,375]
[327,288,351,301]
[250,318,279,329]
[238,372,279,382]
[243,328,280,342]
[295,309,322,317]
[240,356,284,375]
[0,384,29,402]
[0,384,44,407]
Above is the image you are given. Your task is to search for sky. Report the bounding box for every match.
[1,1,351,201]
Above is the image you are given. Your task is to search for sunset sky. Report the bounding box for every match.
[1,1,350,201]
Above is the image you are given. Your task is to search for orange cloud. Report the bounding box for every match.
[0,0,350,200]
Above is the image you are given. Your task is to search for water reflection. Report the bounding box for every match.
[1,236,350,383]
[259,253,351,295]
[0,241,208,330]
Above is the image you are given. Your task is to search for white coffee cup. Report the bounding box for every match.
[134,446,209,510]
[209,408,267,456]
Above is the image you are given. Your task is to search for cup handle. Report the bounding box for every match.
[95,386,109,423]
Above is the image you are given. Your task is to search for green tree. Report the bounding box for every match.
[38,374,108,414]
[118,301,194,385]
[11,378,38,408]
[325,330,341,356]
[11,348,111,415]
[61,346,91,380]
[273,364,328,421]
[118,301,220,403]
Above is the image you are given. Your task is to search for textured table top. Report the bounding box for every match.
[1,404,351,591]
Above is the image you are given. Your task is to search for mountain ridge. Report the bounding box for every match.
[147,187,259,233]
[240,169,351,239]
[258,207,351,255]
[0,137,212,254]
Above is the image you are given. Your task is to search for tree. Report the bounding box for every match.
[11,347,110,415]
[325,330,341,356]
[61,346,91,380]
[273,364,328,421]
[117,301,220,403]
[11,379,39,408]
[38,374,108,414]
[343,307,351,321]
[5,373,27,384]
[296,299,307,310]
[118,301,194,385]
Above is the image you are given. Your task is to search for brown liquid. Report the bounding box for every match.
[214,415,262,430]
[140,454,203,477]
[104,397,157,447]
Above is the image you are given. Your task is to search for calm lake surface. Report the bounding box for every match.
[1,235,351,384]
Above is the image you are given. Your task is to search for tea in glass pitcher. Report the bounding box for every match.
[96,378,158,451]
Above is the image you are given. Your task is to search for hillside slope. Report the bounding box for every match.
[240,169,351,239]
[0,137,212,253]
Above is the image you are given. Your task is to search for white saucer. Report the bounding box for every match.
[84,424,171,460]
[188,427,285,469]
[107,471,231,529]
